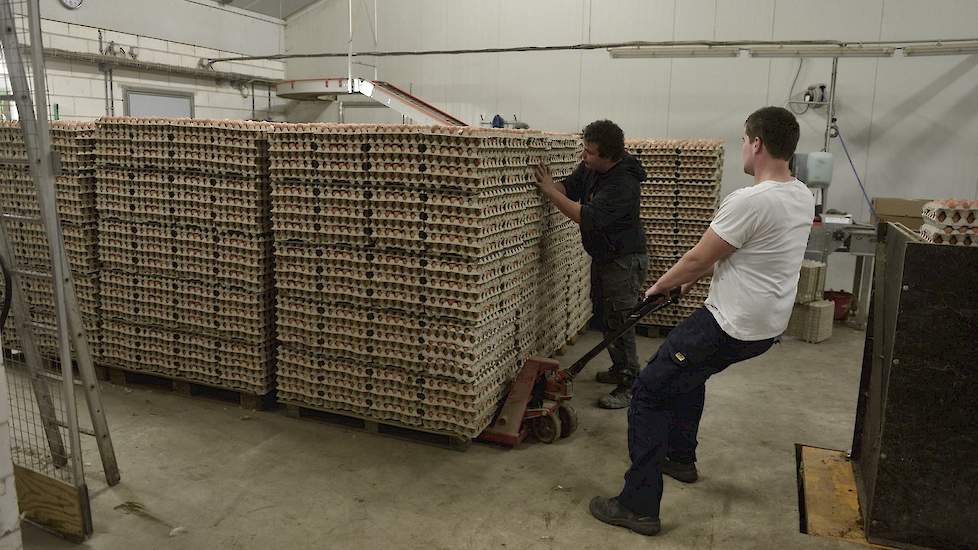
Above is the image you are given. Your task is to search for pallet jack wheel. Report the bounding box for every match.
[531,414,562,443]
[557,403,579,438]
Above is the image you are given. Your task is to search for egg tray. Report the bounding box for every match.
[0,167,96,200]
[275,366,501,421]
[275,379,502,437]
[276,346,513,403]
[95,119,269,177]
[275,330,518,386]
[641,205,717,222]
[100,350,273,395]
[266,123,576,155]
[642,181,721,197]
[640,307,706,328]
[921,200,978,228]
[276,285,523,342]
[100,297,274,343]
[640,195,718,211]
[276,303,521,380]
[796,260,827,304]
[918,224,978,247]
[275,310,515,377]
[266,127,578,192]
[8,268,99,306]
[644,218,712,235]
[98,218,272,256]
[274,235,527,277]
[274,242,522,287]
[271,214,533,256]
[270,190,538,234]
[4,221,99,267]
[101,321,274,393]
[97,116,267,142]
[8,240,100,276]
[96,193,270,231]
[98,255,273,291]
[275,263,576,326]
[1,320,102,363]
[277,266,531,313]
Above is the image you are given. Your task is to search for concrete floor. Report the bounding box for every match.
[23,327,867,550]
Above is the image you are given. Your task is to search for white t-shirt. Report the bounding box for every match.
[705,179,815,341]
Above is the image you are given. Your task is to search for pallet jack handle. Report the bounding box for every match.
[559,288,680,381]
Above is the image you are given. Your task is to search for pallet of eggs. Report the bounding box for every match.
[919,199,978,247]
[0,121,100,359]
[521,133,589,355]
[94,118,275,397]
[627,138,723,327]
[268,124,589,439]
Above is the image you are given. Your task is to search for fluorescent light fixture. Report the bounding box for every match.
[903,41,978,56]
[749,44,895,58]
[608,46,741,59]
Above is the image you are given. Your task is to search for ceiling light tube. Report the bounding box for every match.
[749,44,895,58]
[903,41,978,56]
[608,46,741,59]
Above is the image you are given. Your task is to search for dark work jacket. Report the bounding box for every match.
[564,154,647,264]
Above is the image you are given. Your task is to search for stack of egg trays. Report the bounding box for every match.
[0,122,100,358]
[627,138,724,326]
[919,200,978,247]
[94,118,275,395]
[269,124,588,438]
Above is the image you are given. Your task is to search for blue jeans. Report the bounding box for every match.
[617,307,776,518]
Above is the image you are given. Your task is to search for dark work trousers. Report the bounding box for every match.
[589,253,649,384]
[617,307,776,519]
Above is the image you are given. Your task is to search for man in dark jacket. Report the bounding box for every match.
[533,119,648,409]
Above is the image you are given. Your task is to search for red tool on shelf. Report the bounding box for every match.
[478,290,679,447]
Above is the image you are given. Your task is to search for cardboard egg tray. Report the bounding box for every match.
[96,117,268,177]
[267,124,587,436]
[627,139,723,327]
[0,169,96,225]
[919,224,978,247]
[100,318,274,393]
[796,260,827,304]
[92,118,276,395]
[100,289,275,343]
[921,200,978,229]
[0,123,103,360]
[786,299,834,343]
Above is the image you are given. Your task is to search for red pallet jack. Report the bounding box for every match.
[478,290,678,447]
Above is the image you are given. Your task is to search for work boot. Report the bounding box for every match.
[660,458,698,483]
[598,385,631,409]
[589,496,661,536]
[595,368,626,385]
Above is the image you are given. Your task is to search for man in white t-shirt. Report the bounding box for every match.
[589,106,815,536]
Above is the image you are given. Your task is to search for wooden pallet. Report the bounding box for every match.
[796,445,894,548]
[95,365,273,411]
[282,401,472,452]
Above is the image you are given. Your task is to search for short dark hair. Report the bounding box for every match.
[745,107,800,160]
[582,120,625,160]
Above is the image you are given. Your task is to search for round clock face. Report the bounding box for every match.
[61,0,83,8]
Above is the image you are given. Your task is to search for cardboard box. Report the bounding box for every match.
[872,198,931,231]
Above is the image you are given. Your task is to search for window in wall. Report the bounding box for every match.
[124,88,194,118]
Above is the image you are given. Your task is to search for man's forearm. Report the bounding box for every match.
[653,254,714,293]
[542,186,581,224]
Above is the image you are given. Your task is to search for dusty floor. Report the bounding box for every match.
[22,327,866,550]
